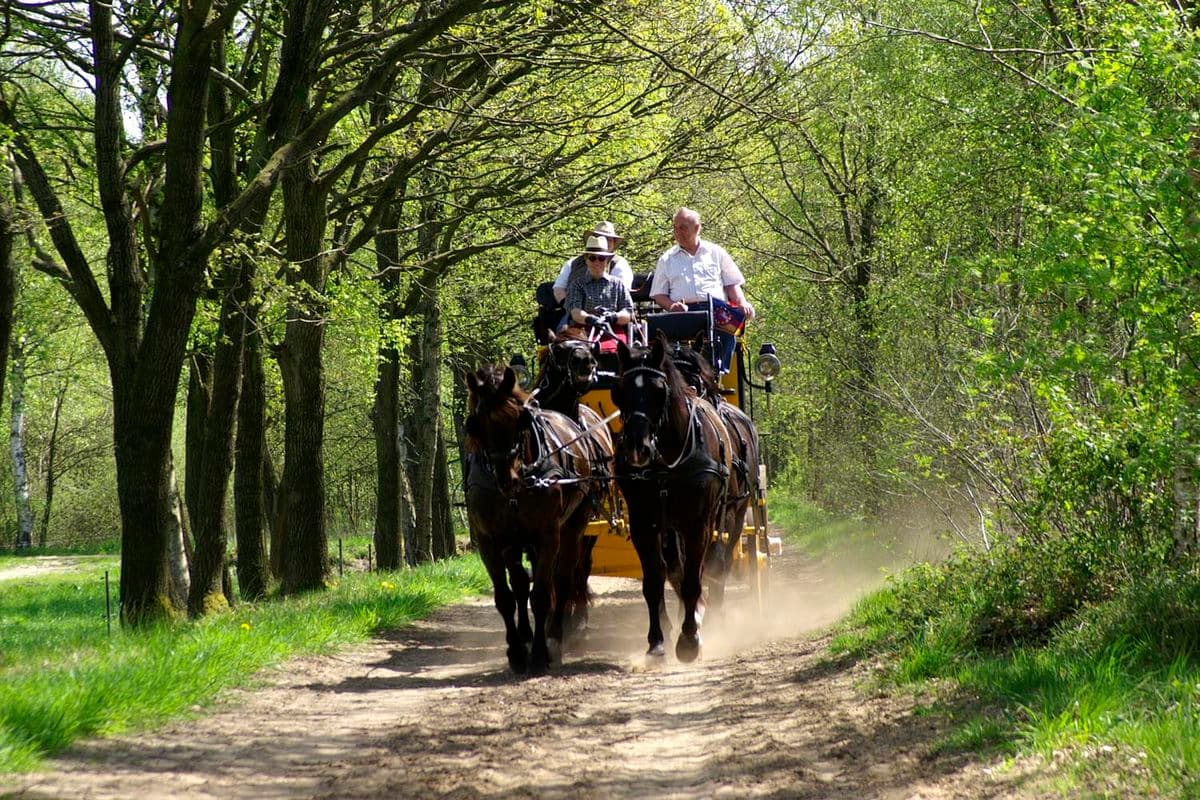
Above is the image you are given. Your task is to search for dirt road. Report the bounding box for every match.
[5,552,1038,799]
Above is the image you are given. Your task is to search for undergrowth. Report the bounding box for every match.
[831,534,1200,797]
[0,556,489,772]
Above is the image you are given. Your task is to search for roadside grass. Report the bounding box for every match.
[0,556,489,773]
[831,564,1200,796]
[769,492,882,556]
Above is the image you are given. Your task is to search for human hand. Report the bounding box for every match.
[669,301,687,312]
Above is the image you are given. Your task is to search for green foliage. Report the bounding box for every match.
[0,556,489,772]
[835,551,1200,795]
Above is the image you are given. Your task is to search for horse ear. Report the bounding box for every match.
[466,371,481,394]
[547,329,559,344]
[650,332,666,365]
[500,366,516,395]
[616,339,631,370]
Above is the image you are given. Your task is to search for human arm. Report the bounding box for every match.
[551,258,574,303]
[724,283,755,320]
[652,294,686,312]
[649,257,686,312]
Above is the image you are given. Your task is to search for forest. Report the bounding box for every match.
[2,0,1200,792]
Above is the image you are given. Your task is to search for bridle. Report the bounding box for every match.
[620,364,699,471]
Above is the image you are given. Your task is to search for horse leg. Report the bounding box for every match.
[676,513,713,664]
[550,504,589,661]
[479,541,528,674]
[528,528,560,676]
[507,550,533,645]
[565,534,597,636]
[705,501,745,616]
[631,523,668,657]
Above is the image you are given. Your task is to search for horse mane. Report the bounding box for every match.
[669,343,721,402]
[633,334,691,442]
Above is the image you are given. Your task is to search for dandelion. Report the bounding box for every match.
[380,580,396,591]
[240,622,251,631]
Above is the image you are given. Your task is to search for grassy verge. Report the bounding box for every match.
[830,558,1200,796]
[0,556,489,772]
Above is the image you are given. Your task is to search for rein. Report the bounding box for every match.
[524,409,619,478]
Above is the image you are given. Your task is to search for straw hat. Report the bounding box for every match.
[582,234,614,257]
[586,221,625,246]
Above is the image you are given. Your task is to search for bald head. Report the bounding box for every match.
[672,207,702,253]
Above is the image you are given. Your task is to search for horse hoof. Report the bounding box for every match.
[676,634,702,663]
[647,643,667,658]
[507,646,529,674]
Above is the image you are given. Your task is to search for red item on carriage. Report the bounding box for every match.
[711,298,747,336]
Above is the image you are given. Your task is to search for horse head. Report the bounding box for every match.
[538,329,597,400]
[465,365,533,492]
[613,332,688,470]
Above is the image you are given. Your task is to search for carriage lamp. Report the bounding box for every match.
[509,353,533,390]
[754,343,781,383]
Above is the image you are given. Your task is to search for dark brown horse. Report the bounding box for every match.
[670,344,765,608]
[611,333,733,661]
[531,330,616,633]
[464,365,597,674]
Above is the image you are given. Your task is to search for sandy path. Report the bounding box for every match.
[0,556,109,582]
[4,552,1039,799]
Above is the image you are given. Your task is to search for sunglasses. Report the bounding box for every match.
[586,254,611,262]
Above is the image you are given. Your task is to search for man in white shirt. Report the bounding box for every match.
[650,207,755,370]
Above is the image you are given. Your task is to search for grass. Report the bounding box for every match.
[768,492,879,555]
[831,563,1200,797]
[0,555,489,772]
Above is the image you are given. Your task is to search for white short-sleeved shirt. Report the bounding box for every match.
[553,254,633,292]
[650,239,744,304]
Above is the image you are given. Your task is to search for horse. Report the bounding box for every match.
[530,329,617,633]
[670,343,766,609]
[463,364,598,674]
[611,332,734,661]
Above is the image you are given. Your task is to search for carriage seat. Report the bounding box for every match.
[630,272,654,303]
[645,310,711,343]
[533,281,563,345]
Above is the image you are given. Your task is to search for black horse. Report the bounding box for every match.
[464,365,597,674]
[530,329,617,632]
[670,344,766,609]
[611,333,734,661]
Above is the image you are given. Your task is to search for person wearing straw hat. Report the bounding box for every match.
[565,234,635,330]
[552,221,633,304]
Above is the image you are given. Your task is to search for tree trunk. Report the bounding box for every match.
[277,163,331,594]
[0,194,12,410]
[235,320,270,600]
[37,383,67,547]
[165,459,191,609]
[9,338,33,549]
[266,448,284,579]
[411,286,442,563]
[433,424,454,558]
[371,203,410,571]
[184,351,213,536]
[373,341,405,570]
[187,259,250,616]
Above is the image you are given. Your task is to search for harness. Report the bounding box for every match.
[618,365,730,512]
